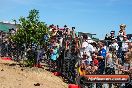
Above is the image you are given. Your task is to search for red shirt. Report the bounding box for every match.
[93,58,98,66]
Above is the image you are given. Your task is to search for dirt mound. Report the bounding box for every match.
[0,58,68,88]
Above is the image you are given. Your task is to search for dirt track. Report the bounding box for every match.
[0,58,68,88]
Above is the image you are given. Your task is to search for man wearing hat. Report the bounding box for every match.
[108,31,115,46]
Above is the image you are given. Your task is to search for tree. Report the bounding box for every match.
[92,37,99,41]
[10,9,49,66]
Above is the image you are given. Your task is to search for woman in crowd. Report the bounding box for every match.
[118,51,132,87]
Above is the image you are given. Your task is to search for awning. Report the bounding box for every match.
[0,23,10,32]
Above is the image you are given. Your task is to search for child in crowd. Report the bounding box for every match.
[79,52,88,75]
[106,49,115,74]
[50,44,59,60]
[91,52,99,74]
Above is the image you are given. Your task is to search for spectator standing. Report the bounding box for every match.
[122,36,129,64]
[106,51,115,74]
[110,39,119,51]
[119,52,132,87]
[80,34,95,64]
[96,41,107,88]
[105,50,115,88]
[108,31,115,46]
[117,24,127,63]
[128,42,132,52]
[97,41,107,74]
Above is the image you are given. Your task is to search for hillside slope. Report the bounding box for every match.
[0,58,68,88]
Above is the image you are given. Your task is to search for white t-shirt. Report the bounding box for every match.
[82,41,89,48]
[118,32,124,41]
[111,42,119,51]
[59,38,63,47]
[80,42,95,63]
[122,40,129,51]
[85,44,95,54]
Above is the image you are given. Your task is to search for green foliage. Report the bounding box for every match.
[10,9,49,66]
[25,57,35,67]
[26,50,36,67]
[11,9,49,46]
[92,37,99,41]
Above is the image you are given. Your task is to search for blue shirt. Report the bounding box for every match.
[98,48,106,67]
[98,48,106,58]
[51,48,59,61]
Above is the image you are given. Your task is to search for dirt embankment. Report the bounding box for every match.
[0,59,68,88]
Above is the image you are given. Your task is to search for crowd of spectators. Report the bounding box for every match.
[0,23,132,87]
[47,24,132,87]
